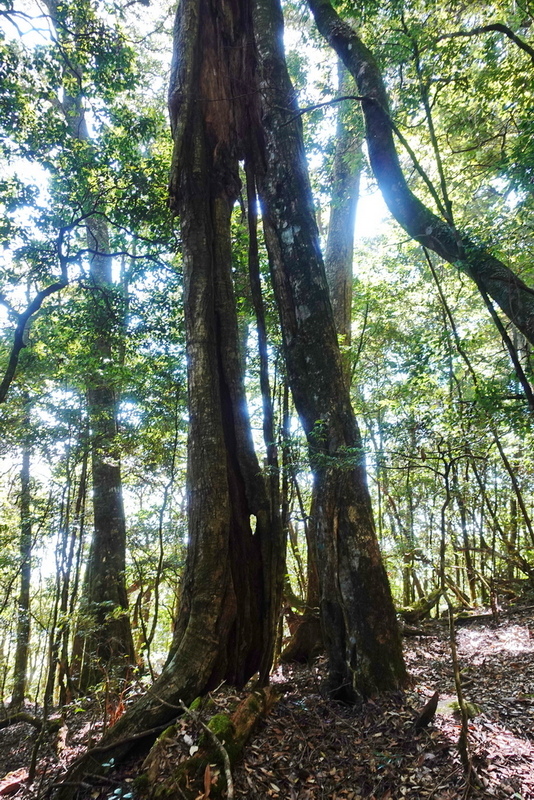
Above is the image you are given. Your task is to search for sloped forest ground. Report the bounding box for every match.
[1,606,534,800]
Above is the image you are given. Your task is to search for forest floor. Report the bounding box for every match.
[1,605,534,800]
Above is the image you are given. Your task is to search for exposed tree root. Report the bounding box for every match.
[141,687,280,800]
[0,712,61,733]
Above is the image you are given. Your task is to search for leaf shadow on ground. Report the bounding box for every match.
[0,607,533,800]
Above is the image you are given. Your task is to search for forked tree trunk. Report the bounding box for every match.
[56,2,284,785]
[166,0,284,691]
[54,1,401,791]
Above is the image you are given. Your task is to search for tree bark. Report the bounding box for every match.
[306,0,534,347]
[53,6,284,789]
[53,3,404,792]
[55,5,285,790]
[250,0,406,700]
[72,215,135,689]
[143,688,279,799]
[57,447,88,705]
[167,0,284,691]
[284,61,363,665]
[245,165,286,681]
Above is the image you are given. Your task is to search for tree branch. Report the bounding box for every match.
[438,24,534,65]
[281,94,367,125]
[306,0,534,346]
[0,225,74,404]
[0,280,67,403]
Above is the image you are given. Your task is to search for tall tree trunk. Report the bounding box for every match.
[307,0,534,348]
[325,60,362,353]
[10,399,32,709]
[245,165,287,679]
[285,61,363,664]
[452,464,477,603]
[57,2,286,783]
[42,0,136,687]
[250,0,406,700]
[508,497,518,582]
[58,448,88,705]
[73,216,135,689]
[166,0,284,691]
[53,2,402,790]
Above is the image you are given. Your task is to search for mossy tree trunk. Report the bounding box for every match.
[143,688,280,799]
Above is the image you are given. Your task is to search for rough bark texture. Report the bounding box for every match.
[53,2,404,792]
[250,0,406,700]
[167,0,283,691]
[307,0,534,346]
[281,62,363,666]
[55,3,286,788]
